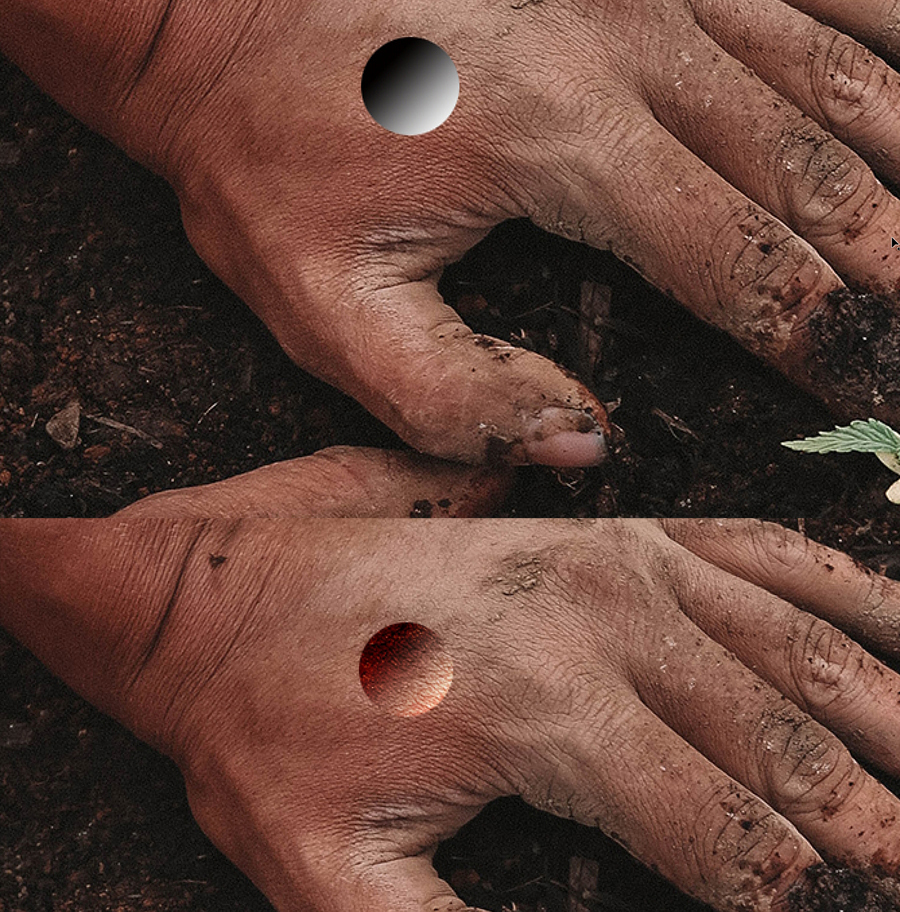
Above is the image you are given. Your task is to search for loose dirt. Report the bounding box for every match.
[788,864,900,912]
[807,288,900,424]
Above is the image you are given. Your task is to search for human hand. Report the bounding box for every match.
[5,0,900,465]
[5,469,900,910]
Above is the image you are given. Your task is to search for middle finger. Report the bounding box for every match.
[665,546,900,779]
[643,2,900,297]
[629,600,900,874]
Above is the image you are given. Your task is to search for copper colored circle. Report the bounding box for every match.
[359,623,453,716]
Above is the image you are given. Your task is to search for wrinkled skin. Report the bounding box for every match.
[4,0,900,466]
[5,453,900,912]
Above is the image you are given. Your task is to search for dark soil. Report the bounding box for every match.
[807,289,900,426]
[787,865,900,912]
[2,54,900,519]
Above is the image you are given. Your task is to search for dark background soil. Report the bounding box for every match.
[2,55,900,521]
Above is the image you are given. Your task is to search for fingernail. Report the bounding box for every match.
[522,408,608,467]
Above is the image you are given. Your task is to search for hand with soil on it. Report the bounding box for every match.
[5,456,900,912]
[4,0,900,466]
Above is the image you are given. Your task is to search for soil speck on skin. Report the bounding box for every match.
[209,554,227,568]
[788,864,900,912]
[410,499,434,518]
[807,288,900,419]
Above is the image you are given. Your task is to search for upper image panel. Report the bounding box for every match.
[3,0,900,518]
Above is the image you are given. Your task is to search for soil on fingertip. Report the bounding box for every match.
[787,864,900,912]
[3,55,900,518]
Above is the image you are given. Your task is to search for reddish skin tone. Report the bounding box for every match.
[4,453,900,912]
[4,0,900,465]
[359,623,454,716]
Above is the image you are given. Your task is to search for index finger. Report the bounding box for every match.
[660,520,900,656]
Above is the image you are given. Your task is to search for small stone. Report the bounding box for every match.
[46,401,81,450]
[0,141,21,169]
[0,469,10,487]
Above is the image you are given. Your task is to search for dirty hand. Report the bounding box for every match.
[5,475,900,910]
[4,1,900,465]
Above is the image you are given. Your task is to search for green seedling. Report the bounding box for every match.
[782,419,900,503]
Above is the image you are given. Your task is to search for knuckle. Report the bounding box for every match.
[480,522,677,670]
[758,703,860,818]
[501,536,618,628]
[540,522,675,610]
[788,617,867,712]
[810,31,898,128]
[776,123,880,238]
[709,205,830,350]
[540,537,607,596]
[744,521,811,576]
[712,205,789,301]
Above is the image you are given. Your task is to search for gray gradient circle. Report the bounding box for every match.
[361,38,459,136]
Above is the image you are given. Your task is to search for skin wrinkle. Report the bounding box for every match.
[765,716,857,819]
[707,205,816,336]
[156,0,268,169]
[811,763,864,825]
[824,38,879,113]
[127,519,207,693]
[117,0,178,110]
[163,551,270,761]
[97,522,174,666]
[790,621,859,714]
[690,785,764,878]
[803,154,870,234]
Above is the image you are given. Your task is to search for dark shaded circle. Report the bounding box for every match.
[361,38,459,135]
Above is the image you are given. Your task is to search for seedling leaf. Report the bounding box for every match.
[782,419,900,457]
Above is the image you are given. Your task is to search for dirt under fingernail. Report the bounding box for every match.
[804,288,900,422]
[787,863,900,912]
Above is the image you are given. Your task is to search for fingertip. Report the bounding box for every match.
[523,429,608,468]
[512,406,608,467]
